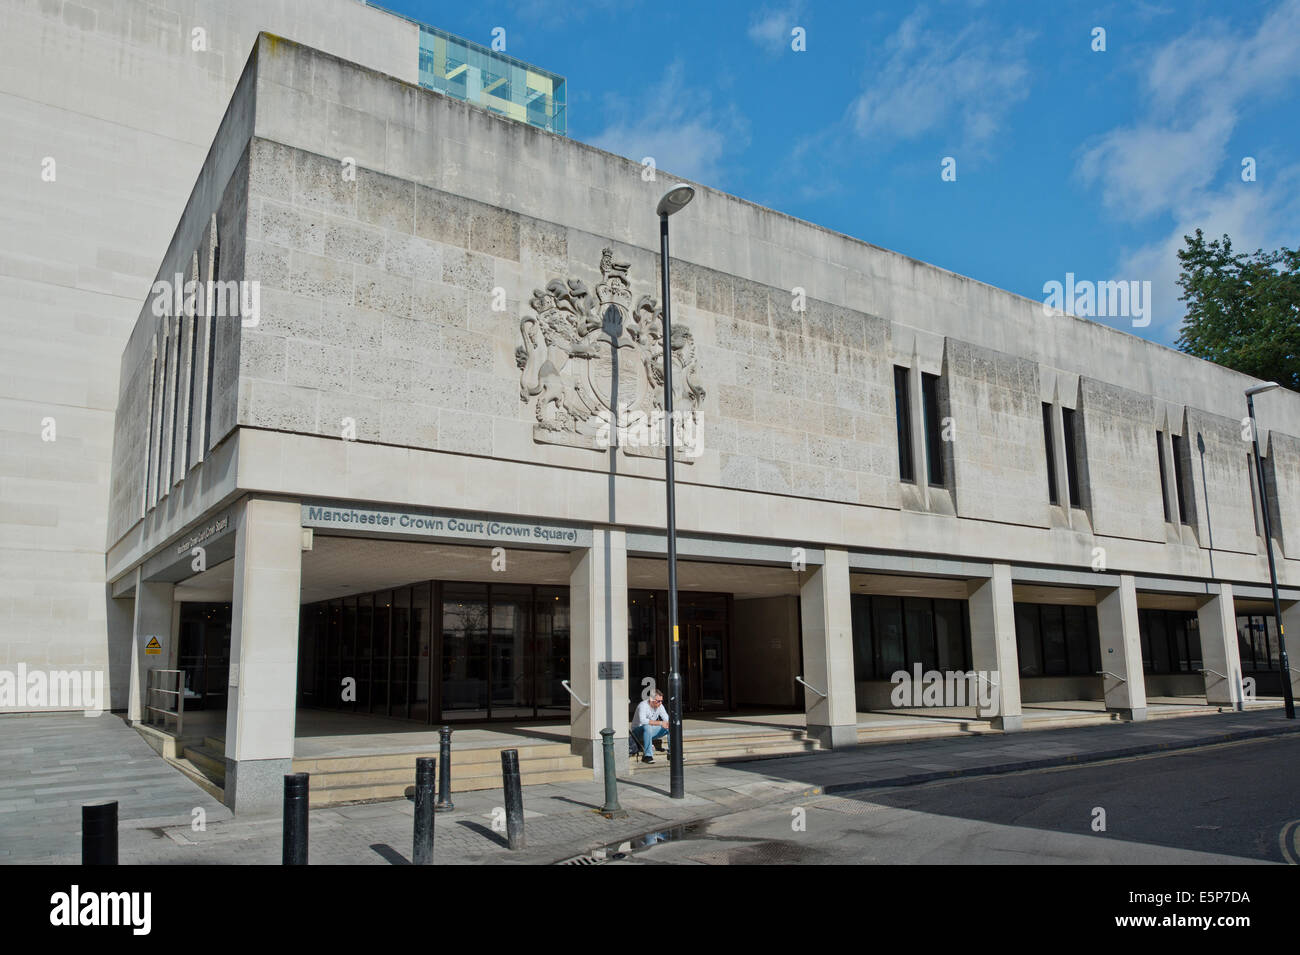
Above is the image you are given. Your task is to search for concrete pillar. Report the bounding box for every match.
[223,499,303,813]
[127,571,174,725]
[967,563,1022,730]
[1196,585,1243,708]
[106,586,136,713]
[568,527,629,778]
[1095,575,1147,720]
[799,548,857,749]
[1281,601,1300,704]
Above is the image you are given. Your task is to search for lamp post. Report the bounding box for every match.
[1245,382,1294,719]
[657,183,694,798]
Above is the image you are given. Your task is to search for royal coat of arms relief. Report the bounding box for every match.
[515,248,705,457]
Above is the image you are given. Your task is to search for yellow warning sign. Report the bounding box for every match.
[145,636,162,656]
[673,625,679,643]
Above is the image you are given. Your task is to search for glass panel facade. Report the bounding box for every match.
[850,595,971,680]
[1236,614,1280,672]
[1013,603,1102,677]
[414,22,566,135]
[303,580,572,722]
[1137,609,1202,674]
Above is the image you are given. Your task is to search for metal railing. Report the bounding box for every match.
[795,675,827,699]
[1199,668,1229,681]
[145,669,184,737]
[559,680,588,708]
[1095,670,1127,683]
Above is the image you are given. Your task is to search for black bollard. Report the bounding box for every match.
[598,728,626,819]
[501,749,525,850]
[283,773,310,865]
[82,801,118,865]
[413,756,436,865]
[435,725,454,812]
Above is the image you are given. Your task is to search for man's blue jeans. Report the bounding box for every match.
[633,724,667,757]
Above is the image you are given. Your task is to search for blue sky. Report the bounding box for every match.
[389,0,1300,347]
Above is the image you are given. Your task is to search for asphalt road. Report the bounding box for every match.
[616,735,1300,865]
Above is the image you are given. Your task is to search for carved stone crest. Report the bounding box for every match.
[515,248,705,454]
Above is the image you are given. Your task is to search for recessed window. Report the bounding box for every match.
[894,366,914,483]
[1061,407,1082,508]
[1043,404,1059,505]
[1170,434,1190,525]
[921,372,945,487]
[1156,431,1171,522]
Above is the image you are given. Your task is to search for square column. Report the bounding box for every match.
[126,572,174,724]
[1095,575,1147,721]
[967,564,1023,731]
[799,548,857,749]
[1196,585,1243,708]
[223,499,304,813]
[568,527,629,778]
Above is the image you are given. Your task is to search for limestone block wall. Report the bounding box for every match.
[944,340,1048,527]
[1076,378,1165,543]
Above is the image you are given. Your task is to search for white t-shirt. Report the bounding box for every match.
[634,699,668,727]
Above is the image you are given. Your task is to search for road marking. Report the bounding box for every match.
[1279,820,1300,864]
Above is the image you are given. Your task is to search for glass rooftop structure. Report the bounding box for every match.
[364,3,567,135]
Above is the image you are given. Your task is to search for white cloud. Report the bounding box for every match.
[585,61,750,186]
[748,2,806,55]
[849,7,1035,156]
[1078,0,1300,221]
[1077,0,1300,344]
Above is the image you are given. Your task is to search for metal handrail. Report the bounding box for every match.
[971,672,999,687]
[1095,670,1127,683]
[1199,668,1229,680]
[795,675,827,699]
[145,669,184,738]
[560,680,588,708]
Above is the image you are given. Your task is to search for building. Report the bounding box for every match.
[0,0,561,716]
[94,31,1300,812]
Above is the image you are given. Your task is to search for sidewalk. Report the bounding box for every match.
[3,708,1297,864]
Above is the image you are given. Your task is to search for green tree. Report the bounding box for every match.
[1176,229,1300,391]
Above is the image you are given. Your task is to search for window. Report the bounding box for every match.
[921,372,945,486]
[203,240,220,452]
[1247,453,1264,537]
[894,366,914,483]
[1043,404,1059,505]
[1013,603,1102,677]
[1061,407,1082,507]
[850,594,972,679]
[1156,431,1172,522]
[1170,434,1190,525]
[1236,614,1280,672]
[1138,609,1201,673]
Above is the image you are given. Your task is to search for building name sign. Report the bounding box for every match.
[302,505,590,548]
[174,515,229,557]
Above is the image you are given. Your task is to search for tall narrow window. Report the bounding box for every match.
[894,366,914,483]
[1043,403,1058,505]
[1171,434,1190,525]
[1156,431,1171,522]
[203,240,220,451]
[143,350,157,516]
[1061,407,1082,507]
[921,372,944,486]
[1247,453,1263,537]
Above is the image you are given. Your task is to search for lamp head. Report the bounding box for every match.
[656,183,695,218]
[1246,382,1281,397]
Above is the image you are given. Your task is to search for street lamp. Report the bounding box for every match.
[657,183,694,798]
[1245,382,1294,719]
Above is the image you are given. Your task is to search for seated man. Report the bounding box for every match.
[630,690,669,763]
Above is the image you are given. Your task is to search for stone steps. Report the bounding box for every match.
[296,744,590,807]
